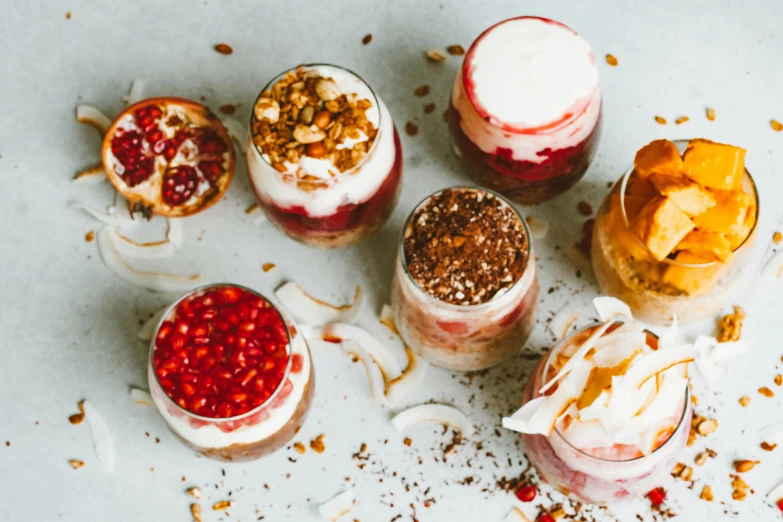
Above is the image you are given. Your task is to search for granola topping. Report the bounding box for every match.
[403,188,529,305]
[251,65,379,191]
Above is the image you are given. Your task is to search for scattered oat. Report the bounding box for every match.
[403,438,412,447]
[447,45,465,56]
[577,201,593,216]
[186,487,202,499]
[717,306,745,343]
[735,460,755,473]
[405,122,419,136]
[219,104,236,115]
[191,503,202,522]
[213,500,232,511]
[605,54,618,66]
[262,263,275,273]
[424,103,436,114]
[294,442,306,454]
[759,387,774,398]
[771,119,783,132]
[214,43,233,55]
[675,116,690,125]
[310,434,326,454]
[654,116,667,125]
[706,108,716,121]
[362,34,373,45]
[68,459,84,469]
[414,85,430,97]
[425,50,446,62]
[774,232,783,244]
[697,418,718,436]
[700,485,714,502]
[761,442,777,451]
[739,396,751,407]
[69,401,85,425]
[85,231,95,242]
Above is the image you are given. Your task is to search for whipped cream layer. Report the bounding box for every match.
[150,332,311,449]
[248,65,396,218]
[453,17,601,163]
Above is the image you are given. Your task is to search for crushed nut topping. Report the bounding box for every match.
[251,66,377,185]
[761,441,777,451]
[403,188,529,305]
[731,474,751,501]
[700,485,714,502]
[675,116,690,125]
[425,50,446,62]
[672,463,693,481]
[85,230,95,242]
[735,460,755,473]
[696,418,718,436]
[69,400,85,425]
[403,437,412,447]
[191,503,202,522]
[695,449,716,466]
[759,386,774,398]
[654,116,667,125]
[774,231,783,244]
[772,119,783,132]
[605,54,618,66]
[776,374,783,386]
[447,45,466,56]
[186,487,202,499]
[739,395,751,407]
[706,108,716,121]
[414,85,430,97]
[362,34,372,45]
[717,305,745,342]
[293,442,306,454]
[214,43,233,55]
[405,121,419,136]
[577,201,593,216]
[262,263,276,273]
[310,434,326,453]
[213,500,232,511]
[424,103,436,114]
[68,459,84,469]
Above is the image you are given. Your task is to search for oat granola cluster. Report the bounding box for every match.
[251,66,378,189]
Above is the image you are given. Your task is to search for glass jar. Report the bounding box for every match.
[391,187,539,371]
[247,64,403,248]
[591,140,759,325]
[148,284,314,462]
[520,324,692,505]
[448,16,601,204]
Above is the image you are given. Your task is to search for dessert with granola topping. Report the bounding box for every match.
[504,299,694,505]
[247,64,402,248]
[148,284,314,462]
[592,139,758,325]
[391,187,538,371]
[448,17,601,204]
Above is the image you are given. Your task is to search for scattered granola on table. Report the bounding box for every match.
[716,306,745,342]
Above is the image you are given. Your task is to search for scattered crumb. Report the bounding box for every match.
[214,43,233,55]
[759,386,774,398]
[219,104,236,115]
[696,418,718,436]
[414,85,430,97]
[675,116,690,125]
[362,34,373,45]
[424,103,436,114]
[69,401,85,425]
[771,119,783,132]
[191,504,202,522]
[213,500,232,511]
[66,11,71,19]
[776,375,782,386]
[655,116,667,125]
[447,45,465,56]
[731,474,751,501]
[310,434,325,454]
[716,306,745,343]
[68,459,84,469]
[442,109,449,122]
[262,263,275,273]
[694,449,716,466]
[577,201,593,216]
[405,122,419,136]
[403,438,412,447]
[700,485,714,502]
[739,396,751,407]
[734,460,755,473]
[706,108,716,121]
[774,231,783,244]
[187,487,202,499]
[605,54,618,66]
[293,442,306,454]
[425,50,445,62]
[85,230,95,242]
[761,442,777,451]
[245,203,259,215]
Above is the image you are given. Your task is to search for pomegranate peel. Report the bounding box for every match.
[76,105,112,134]
[130,387,154,406]
[82,400,115,472]
[73,163,106,184]
[124,78,146,106]
[317,490,355,521]
[275,282,363,326]
[391,403,474,436]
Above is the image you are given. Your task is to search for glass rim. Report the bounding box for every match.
[540,320,691,463]
[249,63,384,176]
[147,282,294,423]
[618,138,760,268]
[397,185,534,311]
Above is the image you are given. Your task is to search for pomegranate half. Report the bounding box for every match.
[101,97,235,217]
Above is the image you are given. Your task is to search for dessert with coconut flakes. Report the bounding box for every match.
[591,138,758,325]
[391,187,538,371]
[448,16,601,204]
[247,64,403,248]
[148,284,314,462]
[504,297,694,505]
[102,97,235,217]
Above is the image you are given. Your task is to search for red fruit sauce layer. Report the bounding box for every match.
[153,286,300,420]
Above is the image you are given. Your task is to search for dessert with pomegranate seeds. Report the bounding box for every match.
[391,187,538,371]
[592,139,758,325]
[448,17,601,204]
[102,98,235,217]
[148,284,313,462]
[247,64,402,248]
[504,298,694,505]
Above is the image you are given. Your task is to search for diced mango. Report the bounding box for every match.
[625,173,656,198]
[676,230,733,263]
[607,194,651,259]
[634,140,683,178]
[630,196,695,261]
[692,189,754,242]
[682,139,746,190]
[661,251,725,296]
[647,172,716,216]
[725,199,757,249]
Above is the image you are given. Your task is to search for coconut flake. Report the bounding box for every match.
[391,404,474,436]
[530,360,594,435]
[762,250,783,280]
[503,507,531,522]
[110,228,176,258]
[620,344,695,391]
[541,321,614,394]
[377,305,428,405]
[562,418,614,448]
[592,297,633,323]
[76,105,112,135]
[125,78,146,105]
[137,307,168,341]
[97,227,204,292]
[525,216,549,240]
[760,421,783,445]
[549,305,580,340]
[693,335,752,384]
[767,478,783,502]
[70,201,125,227]
[637,418,678,456]
[318,490,355,521]
[502,396,547,434]
[130,387,154,406]
[82,401,115,472]
[276,282,363,326]
[221,117,247,154]
[658,313,679,349]
[73,164,106,184]
[311,323,403,381]
[343,340,389,406]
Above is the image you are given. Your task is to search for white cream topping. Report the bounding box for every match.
[150,332,311,449]
[247,65,397,218]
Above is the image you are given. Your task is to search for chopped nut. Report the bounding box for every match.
[605,54,618,66]
[776,375,782,386]
[191,503,202,522]
[310,434,325,454]
[362,33,372,45]
[697,418,718,436]
[68,459,84,469]
[315,78,341,101]
[214,43,233,55]
[731,474,751,501]
[732,490,747,501]
[447,45,465,56]
[577,201,593,216]
[774,231,783,244]
[680,466,693,481]
[695,449,717,466]
[759,386,775,398]
[716,305,745,342]
[761,442,777,451]
[85,231,95,242]
[360,443,367,453]
[772,119,783,132]
[739,395,751,407]
[706,108,716,121]
[675,116,690,125]
[414,85,430,97]
[219,104,236,115]
[700,485,714,502]
[403,437,412,447]
[262,263,275,273]
[245,203,259,214]
[671,462,686,476]
[213,500,232,511]
[292,124,327,144]
[405,121,419,136]
[691,394,699,405]
[186,487,202,499]
[550,507,566,519]
[293,442,306,454]
[312,110,331,129]
[735,460,755,473]
[655,116,667,125]
[254,98,280,124]
[424,103,436,114]
[69,400,85,425]
[425,50,446,62]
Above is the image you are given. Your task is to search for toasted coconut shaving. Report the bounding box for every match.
[541,321,613,394]
[318,490,355,521]
[73,164,106,184]
[97,227,204,292]
[82,401,115,472]
[530,361,593,435]
[343,340,389,405]
[525,216,549,240]
[504,507,531,522]
[76,105,112,134]
[110,228,176,258]
[762,250,783,280]
[221,117,247,154]
[71,202,125,227]
[620,344,695,391]
[129,387,154,406]
[562,419,614,448]
[313,323,403,380]
[760,420,783,445]
[276,282,363,326]
[502,396,546,433]
[378,305,428,405]
[391,404,474,436]
[549,306,580,341]
[137,307,167,341]
[637,418,677,456]
[125,79,146,105]
[593,297,633,323]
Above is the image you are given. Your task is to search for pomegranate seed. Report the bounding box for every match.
[238,321,256,333]
[222,287,242,303]
[777,498,783,512]
[646,487,666,507]
[538,515,555,522]
[161,166,199,207]
[198,160,224,184]
[516,485,537,502]
[181,383,197,398]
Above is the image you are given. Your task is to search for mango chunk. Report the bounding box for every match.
[661,251,725,296]
[630,196,695,261]
[648,173,716,216]
[725,199,757,249]
[634,140,683,178]
[625,173,656,198]
[692,189,754,242]
[682,139,746,190]
[607,194,651,259]
[676,230,733,263]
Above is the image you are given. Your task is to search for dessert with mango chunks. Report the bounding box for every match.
[592,138,758,325]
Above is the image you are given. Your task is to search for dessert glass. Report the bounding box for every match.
[448,16,602,204]
[591,140,759,325]
[148,284,314,462]
[391,187,539,371]
[521,324,692,505]
[247,64,403,249]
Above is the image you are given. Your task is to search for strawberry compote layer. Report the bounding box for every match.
[449,17,601,204]
[391,187,539,371]
[148,284,313,462]
[247,64,403,249]
[520,325,691,505]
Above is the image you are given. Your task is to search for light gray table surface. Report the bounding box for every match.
[2,0,783,520]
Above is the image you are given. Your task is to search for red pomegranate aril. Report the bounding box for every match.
[516,485,537,502]
[240,369,258,387]
[238,321,256,334]
[153,139,166,154]
[190,395,208,412]
[174,319,190,335]
[200,308,217,321]
[198,160,223,184]
[214,318,232,332]
[646,487,666,506]
[162,165,199,207]
[181,382,197,398]
[169,333,186,351]
[252,377,266,392]
[776,498,783,513]
[212,344,225,359]
[538,515,555,522]
[227,391,248,403]
[231,351,247,369]
[217,402,234,418]
[157,322,174,342]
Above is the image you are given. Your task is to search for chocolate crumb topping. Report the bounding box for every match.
[403,188,529,305]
